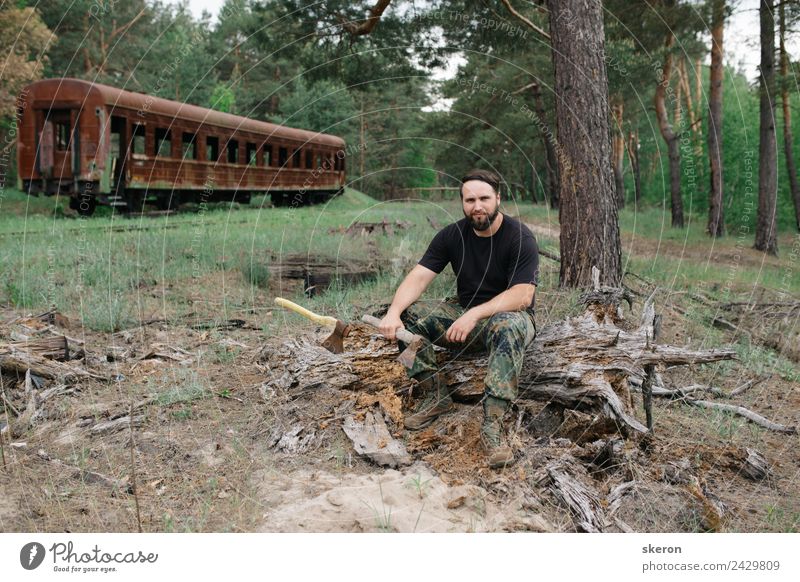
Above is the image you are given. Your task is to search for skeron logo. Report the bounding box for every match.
[20,542,46,570]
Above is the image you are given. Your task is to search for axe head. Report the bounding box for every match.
[321,319,351,354]
[397,336,422,369]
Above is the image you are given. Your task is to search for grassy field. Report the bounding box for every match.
[0,186,798,335]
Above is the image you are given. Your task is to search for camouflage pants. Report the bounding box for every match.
[402,300,537,401]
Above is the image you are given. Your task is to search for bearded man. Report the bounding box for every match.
[378,169,539,469]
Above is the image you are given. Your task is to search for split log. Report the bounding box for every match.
[342,410,412,468]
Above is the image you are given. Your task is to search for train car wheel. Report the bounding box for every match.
[74,195,96,217]
[124,191,145,215]
[156,193,179,211]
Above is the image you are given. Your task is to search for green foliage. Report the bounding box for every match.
[209,83,237,113]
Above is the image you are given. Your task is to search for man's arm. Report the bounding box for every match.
[378,264,438,340]
[445,283,535,343]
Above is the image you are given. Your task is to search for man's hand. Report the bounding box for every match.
[378,312,405,341]
[446,311,479,343]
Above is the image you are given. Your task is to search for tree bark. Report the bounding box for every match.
[548,0,622,287]
[707,0,726,237]
[780,0,800,231]
[654,34,685,228]
[612,99,626,209]
[532,83,560,209]
[755,0,779,255]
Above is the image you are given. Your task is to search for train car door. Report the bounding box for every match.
[42,108,80,180]
[110,116,128,192]
[39,118,54,179]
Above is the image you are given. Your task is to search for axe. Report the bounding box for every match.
[361,314,423,369]
[274,297,351,353]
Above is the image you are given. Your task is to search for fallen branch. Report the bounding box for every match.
[730,375,771,397]
[686,400,796,434]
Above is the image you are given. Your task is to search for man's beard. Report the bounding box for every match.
[466,204,500,231]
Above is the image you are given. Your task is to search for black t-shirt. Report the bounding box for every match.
[418,214,539,309]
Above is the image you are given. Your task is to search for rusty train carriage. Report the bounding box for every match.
[16,78,346,215]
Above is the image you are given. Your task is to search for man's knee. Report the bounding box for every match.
[485,312,529,343]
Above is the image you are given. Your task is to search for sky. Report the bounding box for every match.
[176,0,789,84]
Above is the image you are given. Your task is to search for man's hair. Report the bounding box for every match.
[460,169,500,196]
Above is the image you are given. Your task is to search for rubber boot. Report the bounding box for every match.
[404,374,454,430]
[481,396,515,468]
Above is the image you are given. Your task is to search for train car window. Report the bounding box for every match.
[182,132,198,160]
[132,124,146,155]
[316,153,322,168]
[155,128,171,158]
[246,143,257,166]
[263,145,272,166]
[305,150,313,169]
[278,147,288,167]
[206,136,219,161]
[227,139,239,164]
[55,121,70,150]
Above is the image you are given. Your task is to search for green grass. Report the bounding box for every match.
[155,370,210,406]
[0,186,797,334]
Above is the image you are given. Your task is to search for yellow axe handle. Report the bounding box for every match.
[274,297,338,327]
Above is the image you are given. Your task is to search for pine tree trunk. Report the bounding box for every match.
[612,100,626,209]
[755,0,779,255]
[780,1,800,231]
[532,83,559,209]
[654,35,685,228]
[707,0,726,237]
[548,0,621,287]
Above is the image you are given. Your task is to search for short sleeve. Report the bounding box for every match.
[507,231,539,287]
[418,228,451,274]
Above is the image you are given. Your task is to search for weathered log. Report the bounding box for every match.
[0,351,108,383]
[7,334,69,361]
[342,410,412,468]
[443,306,735,435]
[263,290,737,441]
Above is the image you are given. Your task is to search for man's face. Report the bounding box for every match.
[461,180,500,231]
